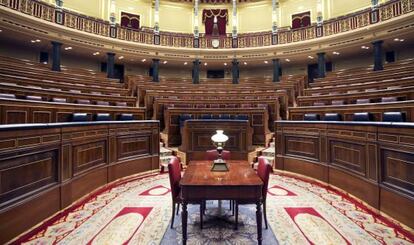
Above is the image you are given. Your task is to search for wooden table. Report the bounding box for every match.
[180,160,263,245]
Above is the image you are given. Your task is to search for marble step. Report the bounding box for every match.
[261,147,275,158]
[160,144,175,172]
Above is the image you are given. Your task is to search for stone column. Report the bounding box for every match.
[192,59,200,84]
[106,52,115,78]
[372,40,383,71]
[51,41,62,72]
[232,59,239,84]
[317,52,326,78]
[272,58,280,82]
[152,59,160,82]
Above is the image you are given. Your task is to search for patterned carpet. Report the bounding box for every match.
[12,171,414,245]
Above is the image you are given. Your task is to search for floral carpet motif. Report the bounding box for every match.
[12,172,414,245]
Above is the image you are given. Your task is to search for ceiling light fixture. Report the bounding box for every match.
[0,29,3,33]
[399,39,405,42]
[141,59,146,62]
[333,51,340,55]
[285,59,290,62]
[119,56,124,60]
[361,46,370,50]
[308,56,314,59]
[224,63,227,66]
[93,52,100,56]
[184,62,188,65]
[243,62,247,65]
[394,38,400,41]
[204,62,208,66]
[264,60,268,64]
[163,60,167,64]
[64,47,72,50]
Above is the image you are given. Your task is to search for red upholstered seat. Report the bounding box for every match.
[205,149,231,161]
[168,156,204,229]
[235,156,272,230]
[168,156,181,203]
[257,156,272,204]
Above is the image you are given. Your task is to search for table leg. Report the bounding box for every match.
[182,202,188,245]
[256,202,262,245]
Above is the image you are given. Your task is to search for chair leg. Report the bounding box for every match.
[235,203,239,230]
[176,203,180,215]
[171,202,176,229]
[229,200,232,210]
[263,200,268,229]
[200,203,203,229]
[232,200,235,216]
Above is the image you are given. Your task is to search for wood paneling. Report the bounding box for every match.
[0,98,145,124]
[289,101,414,122]
[0,187,60,245]
[285,135,319,161]
[0,149,58,206]
[380,147,414,196]
[380,187,414,228]
[329,140,366,176]
[179,120,254,163]
[164,107,271,146]
[329,167,379,208]
[117,136,151,160]
[275,121,414,229]
[73,141,107,175]
[0,121,159,244]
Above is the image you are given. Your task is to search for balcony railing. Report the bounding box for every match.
[0,0,412,49]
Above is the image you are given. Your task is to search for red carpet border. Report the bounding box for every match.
[10,171,414,245]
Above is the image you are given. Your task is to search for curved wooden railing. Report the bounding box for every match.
[0,120,160,244]
[275,121,414,229]
[0,0,413,49]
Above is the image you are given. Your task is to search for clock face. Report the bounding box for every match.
[212,39,220,48]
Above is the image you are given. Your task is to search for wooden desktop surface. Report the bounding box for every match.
[181,160,262,187]
[180,160,264,245]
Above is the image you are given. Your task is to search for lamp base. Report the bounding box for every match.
[211,159,229,172]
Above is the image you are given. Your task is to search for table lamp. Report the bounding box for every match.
[211,130,229,171]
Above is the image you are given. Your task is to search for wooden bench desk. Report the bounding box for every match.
[180,160,263,245]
